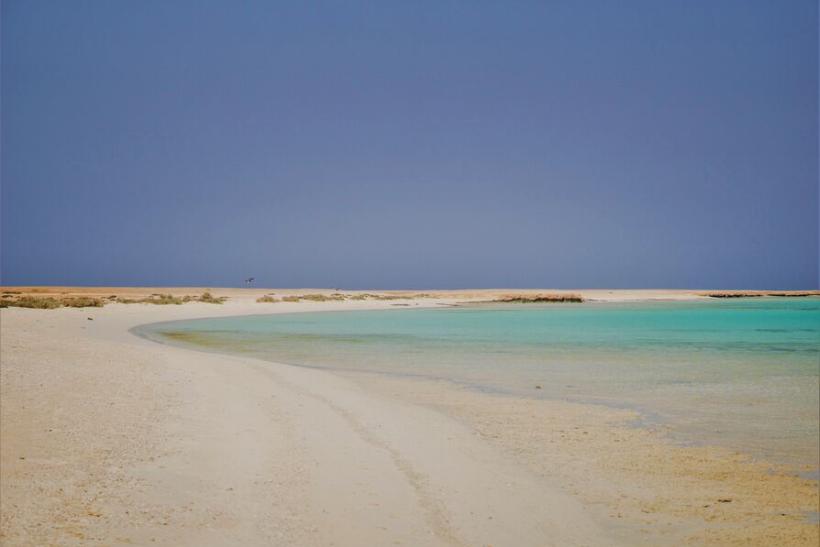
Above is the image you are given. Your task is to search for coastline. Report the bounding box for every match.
[5,286,819,304]
[1,289,818,545]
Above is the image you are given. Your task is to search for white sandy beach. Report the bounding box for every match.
[1,289,818,546]
[4,1,817,544]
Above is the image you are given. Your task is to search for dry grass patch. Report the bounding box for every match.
[116,293,186,305]
[196,292,227,304]
[256,295,279,303]
[702,291,820,298]
[116,292,226,305]
[493,293,584,303]
[61,297,105,308]
[0,295,104,308]
[348,293,420,301]
[1,296,62,309]
[369,294,405,300]
[701,292,764,299]
[280,293,347,302]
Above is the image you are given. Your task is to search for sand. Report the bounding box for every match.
[1,288,818,546]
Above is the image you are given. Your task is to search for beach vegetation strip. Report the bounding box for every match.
[491,293,585,303]
[257,292,433,303]
[0,292,226,308]
[701,291,820,298]
[115,292,227,305]
[0,295,105,309]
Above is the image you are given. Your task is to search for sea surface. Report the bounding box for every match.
[137,298,820,469]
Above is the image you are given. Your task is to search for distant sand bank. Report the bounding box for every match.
[1,289,818,545]
[2,286,818,309]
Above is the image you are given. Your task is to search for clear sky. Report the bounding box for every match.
[2,0,818,289]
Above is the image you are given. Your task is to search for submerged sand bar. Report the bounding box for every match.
[1,288,818,546]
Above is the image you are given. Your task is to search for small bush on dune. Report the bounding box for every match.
[152,294,185,304]
[197,292,226,304]
[256,295,279,303]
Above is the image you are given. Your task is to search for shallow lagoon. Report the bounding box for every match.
[138,298,820,468]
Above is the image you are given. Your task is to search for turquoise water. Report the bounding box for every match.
[138,298,820,467]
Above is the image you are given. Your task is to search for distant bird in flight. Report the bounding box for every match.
[245,277,255,287]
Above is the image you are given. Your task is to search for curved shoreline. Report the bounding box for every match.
[135,301,820,470]
[2,295,818,546]
[133,304,820,545]
[1,299,615,546]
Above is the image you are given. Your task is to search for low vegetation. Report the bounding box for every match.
[492,293,584,303]
[0,291,230,309]
[701,292,764,298]
[0,289,447,310]
[0,295,104,308]
[702,291,820,298]
[301,293,346,302]
[273,292,431,303]
[116,293,186,305]
[62,297,105,308]
[278,293,347,302]
[367,294,405,300]
[347,293,431,301]
[1,296,62,309]
[196,292,226,304]
[115,292,226,305]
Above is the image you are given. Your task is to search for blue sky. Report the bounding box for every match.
[2,0,817,289]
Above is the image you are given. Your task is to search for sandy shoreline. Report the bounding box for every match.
[1,289,818,545]
[6,286,818,303]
